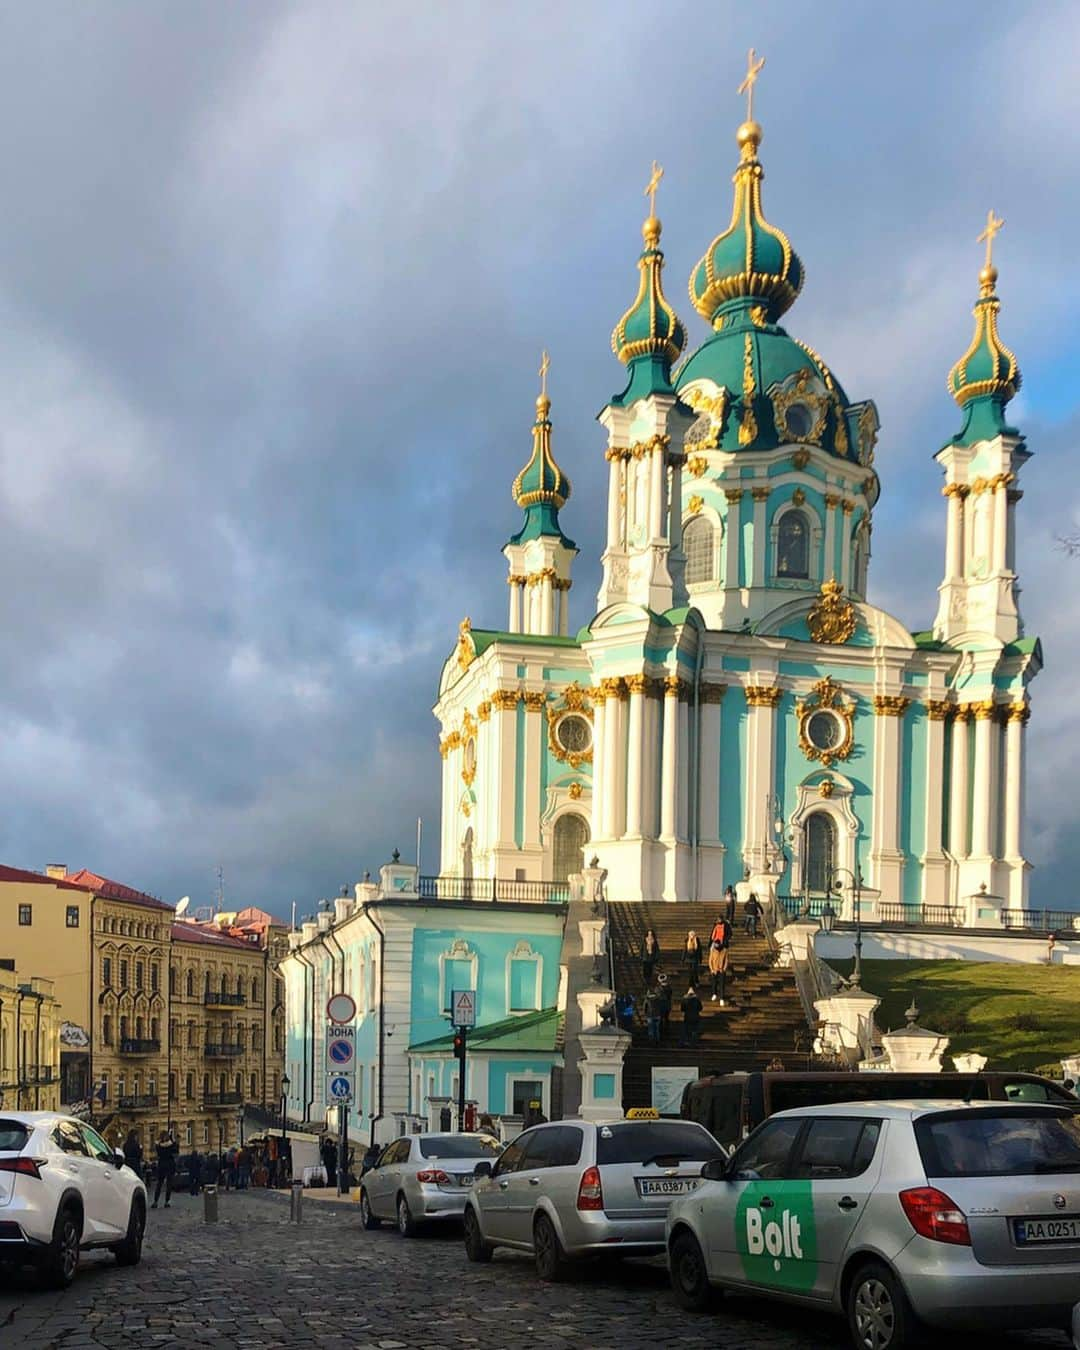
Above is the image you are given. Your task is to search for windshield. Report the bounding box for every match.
[0,1121,29,1152]
[917,1110,1080,1178]
[418,1135,500,1160]
[596,1121,723,1166]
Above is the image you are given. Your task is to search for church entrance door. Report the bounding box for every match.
[805,812,836,894]
[553,813,589,883]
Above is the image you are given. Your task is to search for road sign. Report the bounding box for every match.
[328,1074,352,1101]
[451,988,476,1028]
[328,1036,354,1067]
[327,993,356,1024]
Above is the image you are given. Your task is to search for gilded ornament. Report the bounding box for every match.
[687,455,709,479]
[1007,702,1030,725]
[663,674,688,699]
[460,799,471,819]
[506,573,526,586]
[819,778,835,798]
[491,689,520,711]
[562,683,592,711]
[456,617,475,672]
[744,685,783,708]
[553,577,572,591]
[749,304,767,328]
[872,694,911,718]
[624,674,648,695]
[941,482,970,499]
[599,676,628,700]
[791,449,810,470]
[477,701,491,722]
[751,485,771,502]
[806,579,857,645]
[724,488,744,504]
[970,699,997,721]
[546,685,595,767]
[792,488,806,507]
[688,494,704,515]
[568,782,583,800]
[795,677,855,768]
[627,433,670,460]
[833,405,850,457]
[772,367,827,445]
[841,500,855,516]
[739,332,758,446]
[824,493,841,509]
[522,691,547,712]
[953,704,973,724]
[856,403,878,465]
[926,699,952,721]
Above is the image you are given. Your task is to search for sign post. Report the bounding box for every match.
[451,990,476,1132]
[325,995,356,1195]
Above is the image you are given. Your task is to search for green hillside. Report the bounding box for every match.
[828,958,1080,1074]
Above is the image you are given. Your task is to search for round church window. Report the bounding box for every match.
[555,714,592,755]
[806,710,842,752]
[784,401,814,440]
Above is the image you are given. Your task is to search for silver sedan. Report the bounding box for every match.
[359,1132,501,1236]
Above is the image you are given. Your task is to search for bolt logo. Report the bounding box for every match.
[735,1181,817,1292]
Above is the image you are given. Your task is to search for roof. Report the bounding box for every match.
[170,921,257,951]
[769,1099,1070,1121]
[408,1007,561,1054]
[0,864,91,893]
[66,869,173,912]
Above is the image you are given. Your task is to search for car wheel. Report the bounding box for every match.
[43,1205,81,1289]
[533,1212,568,1282]
[396,1193,417,1238]
[113,1198,145,1267]
[847,1261,919,1350]
[359,1189,380,1230]
[669,1230,714,1312]
[463,1207,492,1263]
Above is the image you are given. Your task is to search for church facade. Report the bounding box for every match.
[434,106,1039,915]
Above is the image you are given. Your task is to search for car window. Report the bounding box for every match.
[595,1121,723,1166]
[520,1127,583,1170]
[418,1135,501,1159]
[391,1139,412,1164]
[493,1132,533,1177]
[376,1141,404,1168]
[791,1118,881,1179]
[0,1120,29,1152]
[1003,1081,1053,1103]
[79,1123,115,1163]
[730,1116,804,1180]
[917,1109,1080,1178]
[53,1122,89,1156]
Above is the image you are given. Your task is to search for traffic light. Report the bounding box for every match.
[453,1031,466,1062]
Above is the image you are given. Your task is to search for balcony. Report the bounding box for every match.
[203,991,246,1007]
[119,1038,161,1056]
[418,875,570,904]
[203,1043,243,1058]
[117,1094,159,1111]
[204,1091,242,1108]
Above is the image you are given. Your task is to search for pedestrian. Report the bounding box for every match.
[679,986,703,1047]
[226,1145,238,1191]
[237,1143,251,1190]
[640,928,661,984]
[708,939,730,1005]
[644,985,663,1045]
[684,930,702,987]
[122,1129,143,1180]
[151,1127,178,1209]
[709,913,728,946]
[656,973,673,1037]
[744,893,763,938]
[321,1136,337,1190]
[616,990,635,1033]
[188,1148,202,1197]
[724,884,737,924]
[360,1142,380,1176]
[478,1113,497,1136]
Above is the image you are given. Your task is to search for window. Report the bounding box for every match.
[151,964,159,993]
[119,960,129,990]
[418,1135,501,1160]
[119,1016,128,1043]
[187,1022,196,1048]
[202,1122,209,1145]
[251,977,259,1003]
[730,1116,805,1181]
[136,962,144,991]
[185,1074,193,1099]
[250,1073,258,1099]
[791,1118,880,1179]
[185,1122,193,1146]
[54,1122,88,1156]
[511,1079,545,1118]
[552,812,590,884]
[17,905,31,926]
[916,1109,1080,1178]
[237,974,243,997]
[493,1132,532,1176]
[510,958,539,1012]
[150,1017,159,1042]
[169,966,178,996]
[805,813,837,894]
[102,1015,113,1047]
[202,1074,210,1099]
[554,714,592,756]
[443,958,473,1013]
[683,515,715,585]
[65,906,80,928]
[102,957,112,988]
[777,509,810,579]
[594,1121,722,1166]
[100,1073,108,1104]
[521,1126,583,1169]
[186,971,194,998]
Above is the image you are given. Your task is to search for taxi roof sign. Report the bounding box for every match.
[625,1107,659,1120]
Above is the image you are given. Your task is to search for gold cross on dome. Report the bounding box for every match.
[738,47,765,121]
[977,209,1004,269]
[539,349,550,398]
[644,160,664,216]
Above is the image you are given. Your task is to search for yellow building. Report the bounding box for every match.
[0,965,61,1112]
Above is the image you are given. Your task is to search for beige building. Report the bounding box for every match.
[0,964,61,1113]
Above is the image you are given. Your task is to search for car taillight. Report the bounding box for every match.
[0,1157,43,1179]
[577,1165,603,1211]
[899,1187,971,1246]
[416,1169,450,1184]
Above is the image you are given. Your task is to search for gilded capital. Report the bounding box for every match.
[872,694,911,718]
[599,676,628,701]
[841,499,855,515]
[953,705,973,724]
[823,493,841,509]
[491,689,520,711]
[724,488,744,504]
[700,682,728,705]
[925,699,952,721]
[624,674,649,696]
[745,685,783,708]
[663,674,687,699]
[970,699,998,721]
[522,691,547,711]
[1007,701,1031,725]
[751,485,771,502]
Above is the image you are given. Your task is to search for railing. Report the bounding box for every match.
[204,991,246,1007]
[779,894,1080,935]
[877,903,965,927]
[117,1094,159,1110]
[119,1038,160,1055]
[776,895,832,921]
[203,1043,244,1058]
[418,875,570,904]
[204,1091,242,1107]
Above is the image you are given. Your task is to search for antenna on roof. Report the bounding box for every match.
[175,897,190,918]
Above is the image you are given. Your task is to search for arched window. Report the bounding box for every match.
[250,1073,258,1100]
[102,1014,112,1046]
[186,970,194,998]
[237,974,243,998]
[683,515,715,585]
[777,509,810,580]
[552,812,590,884]
[805,813,837,893]
[202,1073,209,1100]
[251,977,259,1004]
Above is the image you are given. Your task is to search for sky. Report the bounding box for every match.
[1,1,1079,920]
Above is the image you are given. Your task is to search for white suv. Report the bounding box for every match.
[0,1112,147,1287]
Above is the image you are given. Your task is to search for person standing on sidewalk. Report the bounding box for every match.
[122,1129,143,1181]
[151,1128,178,1209]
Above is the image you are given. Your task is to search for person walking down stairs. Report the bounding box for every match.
[744,893,763,938]
[644,985,664,1045]
[641,929,661,984]
[708,935,731,1005]
[723,885,737,925]
[683,930,702,987]
[679,986,703,1047]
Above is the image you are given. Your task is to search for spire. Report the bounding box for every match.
[947,210,1021,445]
[610,161,687,404]
[689,49,803,329]
[509,352,575,547]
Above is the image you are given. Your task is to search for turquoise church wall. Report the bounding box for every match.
[901,706,928,907]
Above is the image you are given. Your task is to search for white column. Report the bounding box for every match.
[507,579,519,632]
[612,688,628,839]
[669,458,684,553]
[869,696,907,899]
[698,685,724,844]
[970,702,997,858]
[743,687,780,874]
[751,486,769,588]
[602,680,621,838]
[649,449,665,539]
[993,477,1009,573]
[590,695,607,842]
[1005,489,1021,573]
[642,687,659,838]
[944,486,965,579]
[660,681,679,839]
[625,677,645,837]
[823,494,838,581]
[1003,705,1027,858]
[522,694,544,851]
[677,695,690,840]
[948,710,971,859]
[439,743,453,872]
[491,696,518,849]
[541,576,555,636]
[605,452,621,547]
[724,491,742,588]
[557,584,569,636]
[923,706,947,859]
[840,503,854,590]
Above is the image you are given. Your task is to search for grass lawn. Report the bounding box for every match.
[828,958,1080,1074]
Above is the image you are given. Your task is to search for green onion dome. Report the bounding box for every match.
[689,122,804,328]
[611,214,687,399]
[509,393,575,547]
[947,264,1021,445]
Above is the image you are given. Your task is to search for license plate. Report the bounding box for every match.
[636,1177,699,1197]
[1014,1216,1080,1245]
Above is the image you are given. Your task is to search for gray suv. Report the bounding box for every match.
[462,1117,724,1280]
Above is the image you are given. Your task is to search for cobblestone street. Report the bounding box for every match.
[0,1189,1069,1350]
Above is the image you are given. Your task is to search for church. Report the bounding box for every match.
[434,69,1039,916]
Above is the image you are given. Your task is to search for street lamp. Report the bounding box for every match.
[829,866,864,987]
[280,1074,290,1188]
[820,901,837,934]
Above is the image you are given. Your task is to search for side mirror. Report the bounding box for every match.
[114,1149,126,1169]
[473,1161,493,1179]
[700,1158,729,1182]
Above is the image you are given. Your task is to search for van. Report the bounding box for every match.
[680,1069,1077,1152]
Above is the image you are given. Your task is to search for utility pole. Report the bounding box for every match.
[454,1027,467,1130]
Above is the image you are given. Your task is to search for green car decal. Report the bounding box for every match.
[735,1180,818,1292]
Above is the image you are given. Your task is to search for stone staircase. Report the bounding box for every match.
[606,900,814,1111]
